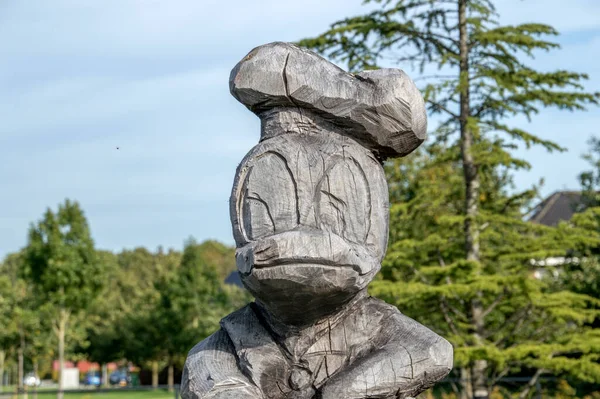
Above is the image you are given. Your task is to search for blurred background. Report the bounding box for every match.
[1,0,599,398]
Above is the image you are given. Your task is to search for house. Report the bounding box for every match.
[528,191,589,278]
[224,271,243,288]
[528,191,587,226]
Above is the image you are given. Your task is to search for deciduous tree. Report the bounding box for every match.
[23,200,105,399]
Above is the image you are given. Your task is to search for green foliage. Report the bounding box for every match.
[24,199,104,310]
[553,141,600,395]
[580,137,600,202]
[189,240,237,280]
[554,138,600,330]
[3,221,246,380]
[299,0,598,171]
[370,145,600,385]
[66,235,247,373]
[118,237,239,369]
[20,199,106,393]
[0,251,55,386]
[300,0,600,392]
[0,270,17,372]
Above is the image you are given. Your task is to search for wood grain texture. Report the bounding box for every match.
[230,42,427,159]
[181,42,452,399]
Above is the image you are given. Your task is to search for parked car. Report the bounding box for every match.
[109,369,131,386]
[23,373,41,387]
[83,371,101,387]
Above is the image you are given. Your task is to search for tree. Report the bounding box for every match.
[0,271,15,393]
[578,136,600,211]
[75,250,123,386]
[122,238,233,391]
[191,240,237,281]
[23,199,105,399]
[554,136,600,323]
[0,252,53,398]
[300,4,600,395]
[0,252,22,393]
[371,143,600,398]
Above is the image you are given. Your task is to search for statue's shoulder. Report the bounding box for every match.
[365,296,453,372]
[181,329,235,398]
[181,306,263,399]
[183,328,235,370]
[220,303,257,331]
[183,305,253,372]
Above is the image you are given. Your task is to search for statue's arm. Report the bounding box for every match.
[319,312,453,399]
[180,329,263,399]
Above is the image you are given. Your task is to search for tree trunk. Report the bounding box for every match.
[33,360,38,399]
[101,364,108,387]
[57,309,69,399]
[458,0,487,398]
[167,363,174,393]
[18,330,24,392]
[458,0,479,261]
[459,368,472,399]
[0,349,5,393]
[152,361,159,389]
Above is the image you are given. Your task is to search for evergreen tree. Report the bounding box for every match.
[557,136,600,301]
[300,2,600,397]
[23,199,105,399]
[373,144,600,398]
[579,136,600,210]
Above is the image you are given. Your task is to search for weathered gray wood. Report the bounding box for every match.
[230,42,427,159]
[181,42,452,399]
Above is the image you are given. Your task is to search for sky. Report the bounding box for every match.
[1,0,599,259]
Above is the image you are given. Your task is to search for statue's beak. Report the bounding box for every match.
[235,229,380,277]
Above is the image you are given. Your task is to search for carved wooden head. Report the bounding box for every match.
[228,43,426,324]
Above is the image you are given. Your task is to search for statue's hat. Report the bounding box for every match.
[229,42,427,159]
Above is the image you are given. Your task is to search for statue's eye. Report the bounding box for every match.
[241,152,298,241]
[316,159,371,244]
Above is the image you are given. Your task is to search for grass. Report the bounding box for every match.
[1,389,175,399]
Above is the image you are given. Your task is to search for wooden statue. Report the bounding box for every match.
[181,42,453,399]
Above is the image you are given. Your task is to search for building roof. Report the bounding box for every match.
[224,271,244,288]
[528,191,587,226]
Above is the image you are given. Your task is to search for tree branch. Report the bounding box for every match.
[518,369,545,399]
[413,74,457,82]
[446,301,468,320]
[481,292,505,319]
[490,305,531,343]
[490,366,511,386]
[440,298,460,336]
[427,99,460,118]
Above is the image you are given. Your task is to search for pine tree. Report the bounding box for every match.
[300,1,600,397]
[372,143,600,397]
[579,136,600,209]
